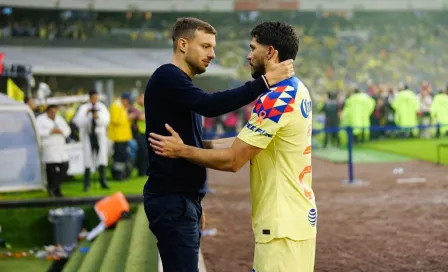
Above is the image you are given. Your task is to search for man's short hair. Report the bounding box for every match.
[171,17,217,51]
[24,96,31,103]
[88,89,98,97]
[46,104,58,111]
[250,21,299,62]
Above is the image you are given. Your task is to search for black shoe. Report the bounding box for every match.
[99,165,110,189]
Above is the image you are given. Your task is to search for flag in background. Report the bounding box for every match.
[7,78,24,102]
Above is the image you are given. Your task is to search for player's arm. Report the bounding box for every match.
[202,137,236,149]
[150,125,260,172]
[150,85,293,170]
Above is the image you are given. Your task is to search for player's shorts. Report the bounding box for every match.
[252,237,316,272]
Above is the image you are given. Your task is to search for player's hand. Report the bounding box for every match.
[51,128,62,134]
[200,212,206,232]
[149,124,184,158]
[264,50,295,86]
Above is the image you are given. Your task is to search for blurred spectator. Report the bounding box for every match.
[391,86,420,137]
[132,93,148,177]
[321,92,341,147]
[203,117,216,138]
[370,98,386,140]
[108,92,135,180]
[72,90,111,191]
[222,111,239,136]
[417,82,433,138]
[24,96,39,117]
[35,104,71,197]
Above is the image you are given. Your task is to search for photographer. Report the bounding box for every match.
[72,90,111,191]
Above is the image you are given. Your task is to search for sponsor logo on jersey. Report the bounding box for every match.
[300,99,312,118]
[308,208,317,227]
[246,122,273,138]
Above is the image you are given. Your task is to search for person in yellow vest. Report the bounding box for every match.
[108,92,137,180]
[133,93,148,176]
[391,85,420,137]
[341,89,375,142]
[431,88,448,137]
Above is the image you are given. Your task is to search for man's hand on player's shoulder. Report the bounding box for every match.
[264,50,295,86]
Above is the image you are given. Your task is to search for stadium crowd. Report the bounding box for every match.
[3,9,448,90]
[8,8,448,173]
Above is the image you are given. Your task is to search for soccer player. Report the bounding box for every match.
[144,18,295,272]
[149,21,316,272]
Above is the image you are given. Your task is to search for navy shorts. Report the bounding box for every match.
[144,193,202,272]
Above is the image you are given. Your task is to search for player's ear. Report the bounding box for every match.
[266,46,275,61]
[178,38,188,53]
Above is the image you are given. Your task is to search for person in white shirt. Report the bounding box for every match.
[36,104,71,197]
[72,90,111,191]
[418,84,433,138]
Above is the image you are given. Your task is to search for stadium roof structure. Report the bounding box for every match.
[0,46,237,77]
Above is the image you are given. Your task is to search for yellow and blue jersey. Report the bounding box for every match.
[237,76,317,243]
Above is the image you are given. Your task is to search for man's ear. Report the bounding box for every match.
[178,38,188,53]
[266,46,275,61]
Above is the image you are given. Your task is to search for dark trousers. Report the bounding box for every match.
[113,142,129,163]
[45,162,68,197]
[135,133,148,176]
[144,193,202,272]
[323,120,340,148]
[323,131,340,148]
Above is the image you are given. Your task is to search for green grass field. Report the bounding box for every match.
[0,257,52,272]
[359,138,448,165]
[313,137,448,165]
[313,147,413,163]
[0,173,146,201]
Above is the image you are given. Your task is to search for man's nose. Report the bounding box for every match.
[208,49,216,59]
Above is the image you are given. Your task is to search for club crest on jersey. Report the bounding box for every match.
[300,99,312,119]
[308,208,317,227]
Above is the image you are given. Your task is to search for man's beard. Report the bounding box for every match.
[186,56,206,75]
[251,64,265,79]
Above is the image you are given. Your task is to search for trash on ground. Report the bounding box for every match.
[201,228,218,237]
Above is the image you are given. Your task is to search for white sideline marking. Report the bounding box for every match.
[158,248,207,272]
[396,177,427,184]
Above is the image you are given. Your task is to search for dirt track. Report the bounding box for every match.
[201,158,448,272]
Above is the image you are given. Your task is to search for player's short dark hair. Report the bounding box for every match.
[171,17,217,51]
[250,21,299,62]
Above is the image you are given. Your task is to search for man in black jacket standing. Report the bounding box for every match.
[143,17,294,272]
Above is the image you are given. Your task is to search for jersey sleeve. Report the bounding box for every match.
[237,86,293,149]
